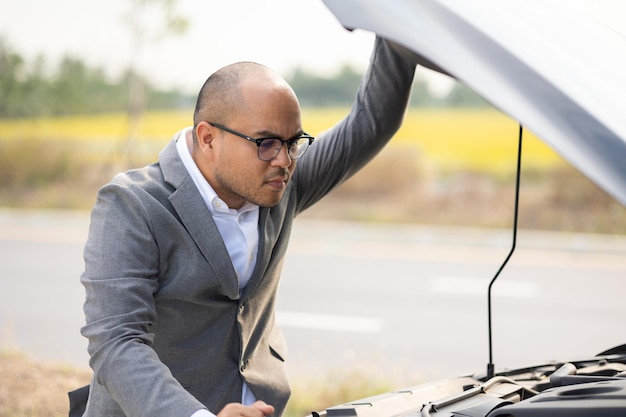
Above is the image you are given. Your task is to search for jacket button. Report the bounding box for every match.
[240,360,246,372]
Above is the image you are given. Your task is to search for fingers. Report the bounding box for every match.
[216,401,275,417]
[252,400,275,415]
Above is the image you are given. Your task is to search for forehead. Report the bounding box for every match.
[236,76,303,136]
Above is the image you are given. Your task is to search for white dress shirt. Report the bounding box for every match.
[176,128,260,417]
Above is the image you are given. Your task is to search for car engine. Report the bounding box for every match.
[307,345,626,417]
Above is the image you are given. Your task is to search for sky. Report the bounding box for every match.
[0,0,387,93]
[2,0,624,96]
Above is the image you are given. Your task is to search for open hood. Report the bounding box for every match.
[323,0,626,206]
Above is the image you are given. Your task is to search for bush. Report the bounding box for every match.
[286,367,398,417]
[0,137,76,187]
[0,137,107,208]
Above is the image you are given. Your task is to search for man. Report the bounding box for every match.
[76,36,419,417]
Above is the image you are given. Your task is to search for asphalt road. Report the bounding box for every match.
[1,209,625,387]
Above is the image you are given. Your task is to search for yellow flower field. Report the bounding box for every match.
[303,107,563,174]
[0,108,563,174]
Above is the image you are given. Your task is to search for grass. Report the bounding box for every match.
[392,109,562,173]
[0,350,397,417]
[0,351,91,417]
[0,111,189,142]
[0,108,562,174]
[1,108,624,233]
[287,366,399,417]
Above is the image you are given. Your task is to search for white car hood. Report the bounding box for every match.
[323,0,626,206]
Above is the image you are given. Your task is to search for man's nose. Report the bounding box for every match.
[270,143,292,168]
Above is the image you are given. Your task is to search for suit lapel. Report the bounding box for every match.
[161,135,240,299]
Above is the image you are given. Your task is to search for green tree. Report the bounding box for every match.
[19,55,51,117]
[51,57,94,115]
[409,75,437,107]
[288,65,362,106]
[444,81,489,107]
[0,39,27,117]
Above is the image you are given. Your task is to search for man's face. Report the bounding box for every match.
[196,75,304,209]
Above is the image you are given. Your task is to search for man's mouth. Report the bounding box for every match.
[265,168,290,190]
[266,176,288,190]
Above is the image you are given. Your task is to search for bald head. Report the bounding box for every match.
[192,62,298,143]
[189,61,304,209]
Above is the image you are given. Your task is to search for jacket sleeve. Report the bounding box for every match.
[293,36,420,213]
[80,179,207,417]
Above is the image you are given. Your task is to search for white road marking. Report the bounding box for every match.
[430,276,538,298]
[276,310,384,333]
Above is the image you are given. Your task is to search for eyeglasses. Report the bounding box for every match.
[209,122,315,161]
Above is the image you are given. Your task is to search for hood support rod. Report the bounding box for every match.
[487,124,523,379]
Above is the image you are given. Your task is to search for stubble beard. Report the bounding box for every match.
[214,167,290,208]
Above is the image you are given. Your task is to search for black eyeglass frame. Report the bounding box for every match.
[208,122,315,161]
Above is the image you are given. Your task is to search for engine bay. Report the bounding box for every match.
[309,346,626,417]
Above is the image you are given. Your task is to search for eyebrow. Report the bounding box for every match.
[255,129,306,141]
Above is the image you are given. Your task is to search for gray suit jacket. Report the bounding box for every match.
[79,37,417,417]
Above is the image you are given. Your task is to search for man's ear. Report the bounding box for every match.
[195,122,216,154]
